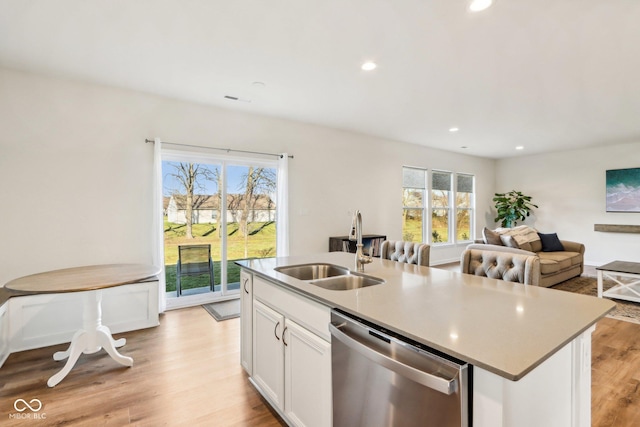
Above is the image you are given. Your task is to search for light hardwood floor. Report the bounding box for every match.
[1,303,639,426]
[0,307,285,426]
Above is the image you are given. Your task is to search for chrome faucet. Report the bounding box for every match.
[349,210,373,272]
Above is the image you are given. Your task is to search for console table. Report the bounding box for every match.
[596,261,640,303]
[5,264,160,387]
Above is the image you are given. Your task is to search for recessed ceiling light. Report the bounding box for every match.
[515,146,524,150]
[461,146,468,149]
[361,61,377,71]
[252,81,266,88]
[449,127,460,133]
[469,0,493,12]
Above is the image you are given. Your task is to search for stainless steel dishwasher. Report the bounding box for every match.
[330,310,471,427]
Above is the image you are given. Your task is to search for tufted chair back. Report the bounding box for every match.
[460,248,540,286]
[380,240,430,267]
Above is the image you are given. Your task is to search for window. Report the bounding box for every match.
[162,152,278,304]
[431,171,452,244]
[402,167,475,245]
[402,167,426,243]
[456,174,475,242]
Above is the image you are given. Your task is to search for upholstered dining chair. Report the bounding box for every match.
[380,240,430,267]
[460,248,540,286]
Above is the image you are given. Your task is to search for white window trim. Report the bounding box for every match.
[161,148,279,310]
[403,167,475,246]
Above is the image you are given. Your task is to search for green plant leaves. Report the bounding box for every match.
[493,190,538,228]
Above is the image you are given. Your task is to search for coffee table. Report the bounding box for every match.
[596,261,640,303]
[5,264,160,387]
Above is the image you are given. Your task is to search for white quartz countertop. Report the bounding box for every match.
[237,252,615,381]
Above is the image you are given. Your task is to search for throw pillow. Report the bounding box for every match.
[500,235,520,248]
[517,241,533,252]
[538,232,564,252]
[483,227,503,245]
[497,225,540,247]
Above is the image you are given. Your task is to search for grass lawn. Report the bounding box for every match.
[164,219,274,293]
[403,217,471,243]
[164,262,241,293]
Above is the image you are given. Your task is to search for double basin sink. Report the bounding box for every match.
[274,263,385,291]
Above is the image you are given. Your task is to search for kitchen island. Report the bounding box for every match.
[237,252,614,427]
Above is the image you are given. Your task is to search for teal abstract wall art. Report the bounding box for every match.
[606,168,640,212]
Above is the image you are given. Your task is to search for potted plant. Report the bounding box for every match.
[493,190,538,228]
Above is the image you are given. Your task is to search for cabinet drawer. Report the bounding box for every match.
[254,276,331,341]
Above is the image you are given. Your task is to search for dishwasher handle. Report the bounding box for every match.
[329,322,458,395]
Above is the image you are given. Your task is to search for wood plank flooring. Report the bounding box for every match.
[1,305,639,426]
[592,316,640,426]
[0,306,285,426]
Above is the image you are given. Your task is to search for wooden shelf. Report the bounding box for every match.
[594,224,640,233]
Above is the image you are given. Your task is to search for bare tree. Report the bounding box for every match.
[210,168,223,237]
[239,167,276,257]
[168,162,215,239]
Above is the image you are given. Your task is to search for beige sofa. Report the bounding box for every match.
[466,226,585,287]
[461,248,541,286]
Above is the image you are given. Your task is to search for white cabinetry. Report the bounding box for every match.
[253,300,285,408]
[284,318,331,427]
[250,274,332,427]
[473,326,594,427]
[240,270,253,374]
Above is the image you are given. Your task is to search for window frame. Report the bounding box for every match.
[162,148,279,308]
[402,166,475,246]
[430,169,453,245]
[402,167,428,244]
[454,173,475,243]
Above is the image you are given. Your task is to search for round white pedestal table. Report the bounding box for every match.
[5,264,160,387]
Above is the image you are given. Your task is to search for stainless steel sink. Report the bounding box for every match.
[275,263,350,281]
[275,262,384,290]
[310,273,385,291]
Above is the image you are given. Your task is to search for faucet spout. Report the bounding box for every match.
[349,210,373,272]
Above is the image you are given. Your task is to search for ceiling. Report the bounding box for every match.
[1,0,639,159]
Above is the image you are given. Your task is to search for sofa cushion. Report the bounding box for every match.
[483,227,503,245]
[537,251,582,274]
[517,240,534,252]
[538,232,564,252]
[530,239,543,252]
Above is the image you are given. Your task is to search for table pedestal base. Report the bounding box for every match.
[48,290,133,387]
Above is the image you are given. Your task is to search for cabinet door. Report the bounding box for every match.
[240,270,253,374]
[253,300,285,411]
[284,319,332,427]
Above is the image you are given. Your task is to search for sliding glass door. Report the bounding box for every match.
[161,150,277,306]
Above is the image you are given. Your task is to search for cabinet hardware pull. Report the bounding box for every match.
[274,321,280,340]
[283,326,288,346]
[243,278,249,294]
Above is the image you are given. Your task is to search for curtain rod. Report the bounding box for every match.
[145,139,293,159]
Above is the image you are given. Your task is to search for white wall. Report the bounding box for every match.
[0,67,495,285]
[495,141,640,266]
